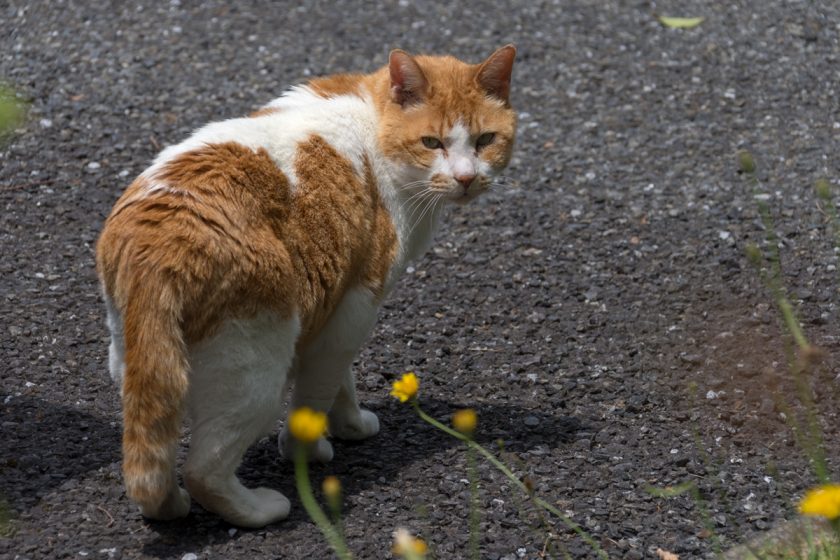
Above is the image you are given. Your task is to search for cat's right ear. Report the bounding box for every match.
[476,44,516,105]
[389,49,428,107]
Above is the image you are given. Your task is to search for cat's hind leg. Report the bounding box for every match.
[184,313,298,528]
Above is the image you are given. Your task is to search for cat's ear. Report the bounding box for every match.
[476,44,517,104]
[389,49,428,107]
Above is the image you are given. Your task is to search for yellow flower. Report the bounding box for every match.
[289,407,328,443]
[390,372,419,403]
[452,408,477,435]
[392,528,428,558]
[799,483,840,520]
[322,475,341,500]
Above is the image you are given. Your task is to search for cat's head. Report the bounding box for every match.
[377,45,517,204]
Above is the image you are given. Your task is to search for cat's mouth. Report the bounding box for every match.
[428,174,487,204]
[450,188,483,205]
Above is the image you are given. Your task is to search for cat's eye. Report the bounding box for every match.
[421,136,443,150]
[476,132,496,149]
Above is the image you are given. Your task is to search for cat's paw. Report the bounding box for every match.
[329,408,380,441]
[229,487,291,528]
[278,428,334,463]
[201,487,290,528]
[139,487,190,521]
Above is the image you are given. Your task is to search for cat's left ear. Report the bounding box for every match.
[476,44,517,104]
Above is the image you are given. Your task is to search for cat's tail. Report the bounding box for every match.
[119,279,190,519]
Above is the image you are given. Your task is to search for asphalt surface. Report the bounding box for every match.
[2,1,840,559]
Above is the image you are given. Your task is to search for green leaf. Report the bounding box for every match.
[658,15,704,29]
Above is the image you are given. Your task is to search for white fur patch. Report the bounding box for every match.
[437,121,476,180]
[291,288,380,412]
[105,294,125,387]
[183,312,299,526]
[187,312,300,433]
[304,288,379,356]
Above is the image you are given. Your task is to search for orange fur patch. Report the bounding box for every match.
[287,135,397,346]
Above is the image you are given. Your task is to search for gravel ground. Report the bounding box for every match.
[2,1,840,559]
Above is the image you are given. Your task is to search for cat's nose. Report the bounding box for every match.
[456,174,476,190]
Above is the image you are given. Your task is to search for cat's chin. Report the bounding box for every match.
[450,191,484,205]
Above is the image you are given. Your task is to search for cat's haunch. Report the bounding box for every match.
[96,45,517,527]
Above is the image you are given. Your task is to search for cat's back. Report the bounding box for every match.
[99,81,382,252]
[153,84,379,188]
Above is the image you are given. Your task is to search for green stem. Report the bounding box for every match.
[413,403,608,560]
[466,445,480,560]
[688,486,721,558]
[750,173,809,352]
[294,446,352,560]
[775,296,809,351]
[815,185,840,272]
[745,165,829,484]
[831,518,840,541]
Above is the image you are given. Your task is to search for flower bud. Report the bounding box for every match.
[745,243,762,267]
[322,475,342,513]
[452,408,477,436]
[815,178,831,201]
[322,475,341,499]
[738,150,756,174]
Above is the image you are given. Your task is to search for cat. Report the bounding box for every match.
[95,45,517,528]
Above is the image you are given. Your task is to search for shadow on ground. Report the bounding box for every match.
[0,395,120,510]
[0,393,585,558]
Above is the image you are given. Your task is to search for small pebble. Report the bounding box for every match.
[523,415,540,427]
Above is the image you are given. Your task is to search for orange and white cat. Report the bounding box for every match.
[96,46,517,528]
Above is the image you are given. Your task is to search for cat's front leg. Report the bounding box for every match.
[279,348,355,463]
[279,350,380,462]
[327,366,380,441]
[280,289,381,460]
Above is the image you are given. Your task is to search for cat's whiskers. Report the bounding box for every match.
[486,176,520,196]
[401,184,440,222]
[400,179,434,189]
[400,185,434,213]
[487,175,519,189]
[406,189,438,225]
[396,182,437,221]
[405,191,444,243]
